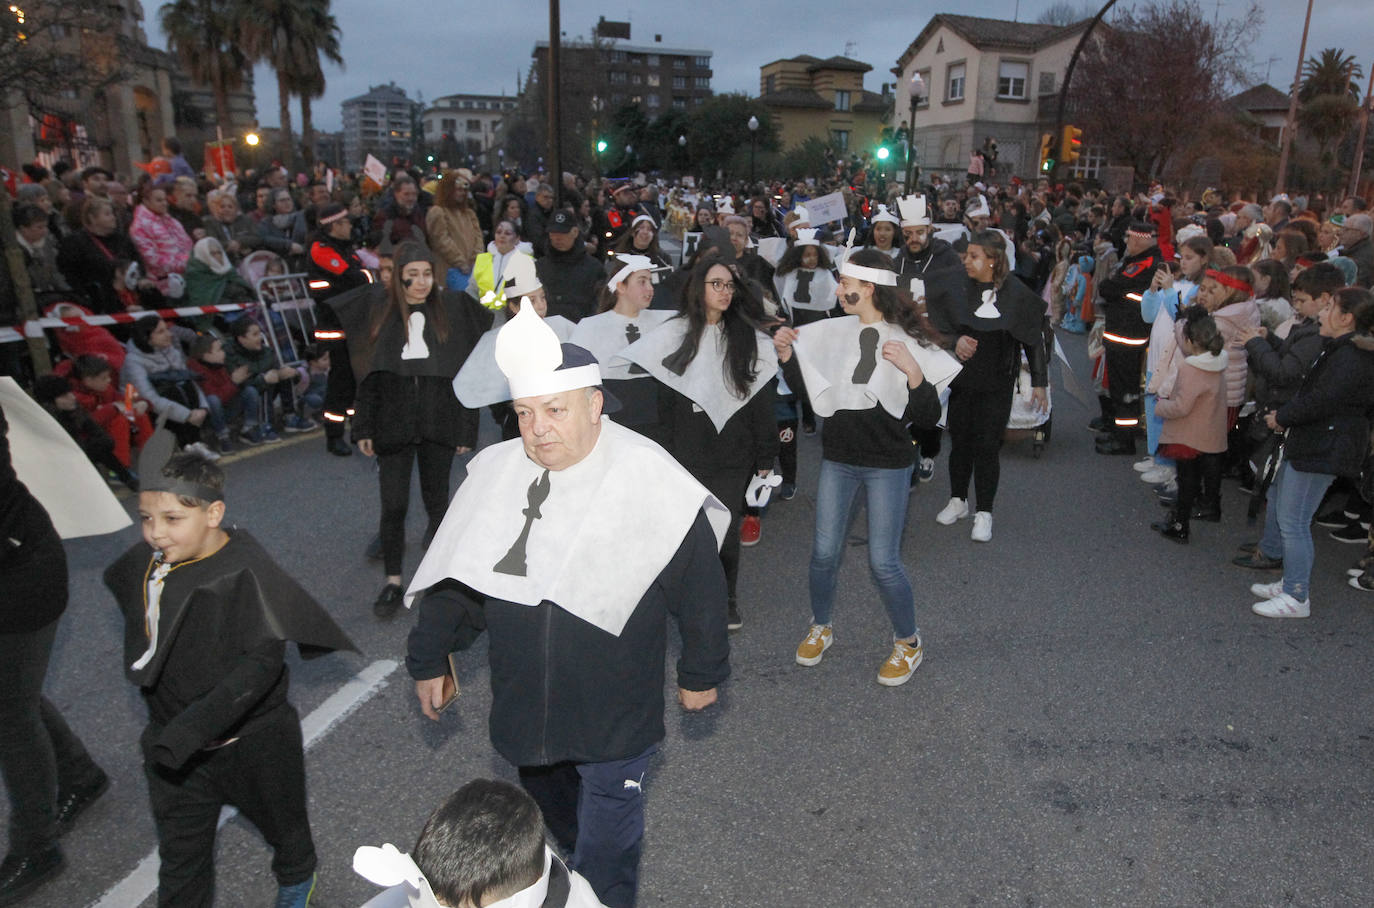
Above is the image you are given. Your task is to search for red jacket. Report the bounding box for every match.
[188,359,239,404]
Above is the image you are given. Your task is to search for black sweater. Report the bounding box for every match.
[781,354,942,469]
[1277,333,1374,479]
[1,404,67,633]
[659,378,779,475]
[406,510,730,767]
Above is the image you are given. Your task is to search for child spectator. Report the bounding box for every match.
[32,375,139,490]
[224,319,313,445]
[356,779,607,908]
[187,334,245,453]
[1249,259,1294,331]
[294,345,329,424]
[1150,309,1228,543]
[68,353,154,469]
[103,445,355,907]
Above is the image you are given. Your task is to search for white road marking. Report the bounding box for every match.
[88,659,400,908]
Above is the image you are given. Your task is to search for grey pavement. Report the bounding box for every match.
[8,332,1374,907]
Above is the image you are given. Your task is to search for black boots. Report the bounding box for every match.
[1151,511,1189,543]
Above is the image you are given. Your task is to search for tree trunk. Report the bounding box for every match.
[300,95,315,167]
[277,78,295,172]
[214,86,232,140]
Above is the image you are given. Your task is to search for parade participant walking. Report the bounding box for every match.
[405,306,730,908]
[1240,287,1374,617]
[308,203,372,456]
[620,250,779,629]
[934,230,1048,542]
[1094,221,1162,455]
[772,249,959,685]
[864,205,902,261]
[104,438,355,908]
[351,242,491,619]
[569,254,674,443]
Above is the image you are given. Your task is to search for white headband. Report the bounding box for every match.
[839,260,898,286]
[508,363,602,401]
[607,254,654,292]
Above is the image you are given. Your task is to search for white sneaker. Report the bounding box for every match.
[936,497,969,525]
[1133,457,1156,473]
[1140,466,1176,484]
[971,511,993,542]
[1250,580,1283,599]
[1251,592,1310,618]
[185,441,221,462]
[1155,479,1178,495]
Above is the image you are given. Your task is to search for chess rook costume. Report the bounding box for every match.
[406,306,730,908]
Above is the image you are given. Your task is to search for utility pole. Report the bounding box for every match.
[1347,62,1374,200]
[1275,0,1314,197]
[547,0,562,208]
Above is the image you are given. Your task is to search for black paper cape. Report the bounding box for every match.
[327,282,387,379]
[960,278,1047,349]
[104,529,357,689]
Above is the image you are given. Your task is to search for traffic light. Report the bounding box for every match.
[875,127,892,163]
[1060,125,1083,167]
[876,145,890,161]
[1037,132,1054,173]
[596,138,607,154]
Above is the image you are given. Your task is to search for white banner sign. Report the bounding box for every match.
[806,191,847,226]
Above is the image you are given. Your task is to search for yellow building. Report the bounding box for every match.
[758,55,889,155]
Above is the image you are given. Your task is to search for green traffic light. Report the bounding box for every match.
[1041,158,1054,173]
[596,139,608,153]
[876,147,890,161]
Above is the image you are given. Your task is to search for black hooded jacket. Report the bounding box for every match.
[537,235,604,322]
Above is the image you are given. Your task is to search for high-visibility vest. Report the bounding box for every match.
[471,253,507,310]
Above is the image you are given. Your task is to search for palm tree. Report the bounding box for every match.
[159,0,248,133]
[1298,48,1363,176]
[283,0,343,167]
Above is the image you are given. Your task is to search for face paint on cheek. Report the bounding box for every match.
[845,293,860,306]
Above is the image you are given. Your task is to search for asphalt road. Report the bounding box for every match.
[8,333,1374,907]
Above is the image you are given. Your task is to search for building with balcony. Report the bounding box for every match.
[892,13,1093,181]
[341,83,419,171]
[421,93,518,170]
[757,55,889,155]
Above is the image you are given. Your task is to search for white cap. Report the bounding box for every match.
[495,305,601,401]
[871,204,901,227]
[501,253,542,298]
[965,195,991,219]
[607,254,654,292]
[896,194,931,227]
[794,228,820,247]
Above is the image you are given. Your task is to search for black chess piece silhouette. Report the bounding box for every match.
[494,470,552,577]
[625,324,647,374]
[794,270,814,304]
[851,327,880,384]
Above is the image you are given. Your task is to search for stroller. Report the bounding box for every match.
[1004,317,1055,457]
[238,250,315,366]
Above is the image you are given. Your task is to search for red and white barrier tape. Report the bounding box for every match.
[3,303,252,341]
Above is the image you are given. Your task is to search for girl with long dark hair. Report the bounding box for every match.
[772,249,959,686]
[352,241,490,618]
[619,250,779,630]
[934,230,1048,543]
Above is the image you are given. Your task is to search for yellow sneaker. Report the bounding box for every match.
[877,637,923,686]
[795,624,833,666]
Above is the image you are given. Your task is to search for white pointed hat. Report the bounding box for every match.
[495,304,601,400]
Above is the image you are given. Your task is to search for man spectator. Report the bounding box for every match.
[168,176,205,242]
[536,210,603,322]
[525,182,556,254]
[63,166,113,232]
[249,184,274,224]
[302,180,333,232]
[1337,213,1373,288]
[637,182,662,224]
[1093,220,1162,455]
[1340,196,1368,217]
[1265,197,1292,232]
[1104,196,1131,255]
[13,204,75,304]
[374,175,426,247]
[200,189,260,266]
[406,312,729,908]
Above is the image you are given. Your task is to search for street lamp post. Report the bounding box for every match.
[904,72,926,190]
[678,134,687,177]
[747,115,759,186]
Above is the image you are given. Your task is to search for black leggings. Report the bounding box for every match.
[377,441,455,576]
[691,467,751,603]
[946,383,1015,512]
[1177,452,1222,516]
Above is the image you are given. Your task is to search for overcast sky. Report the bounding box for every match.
[143,0,1372,134]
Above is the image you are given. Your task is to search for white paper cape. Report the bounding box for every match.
[792,316,962,418]
[405,419,728,636]
[756,236,788,267]
[568,309,675,381]
[452,315,575,408]
[774,268,838,313]
[618,318,778,432]
[0,376,132,538]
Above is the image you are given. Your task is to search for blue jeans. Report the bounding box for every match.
[203,394,244,435]
[1259,462,1336,600]
[238,381,294,428]
[809,459,918,638]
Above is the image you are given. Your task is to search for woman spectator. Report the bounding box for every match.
[1273,229,1309,273]
[119,316,209,449]
[256,187,307,271]
[750,196,778,238]
[935,230,1048,543]
[128,186,192,298]
[495,195,525,239]
[467,220,524,313]
[1240,287,1374,618]
[425,170,484,291]
[772,249,953,686]
[184,237,255,308]
[611,214,672,269]
[352,241,491,619]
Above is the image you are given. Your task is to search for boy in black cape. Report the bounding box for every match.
[103,428,356,908]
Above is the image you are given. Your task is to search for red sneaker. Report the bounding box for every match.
[739,515,762,547]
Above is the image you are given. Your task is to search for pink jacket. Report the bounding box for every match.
[129,204,193,290]
[1213,299,1260,407]
[1155,351,1228,453]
